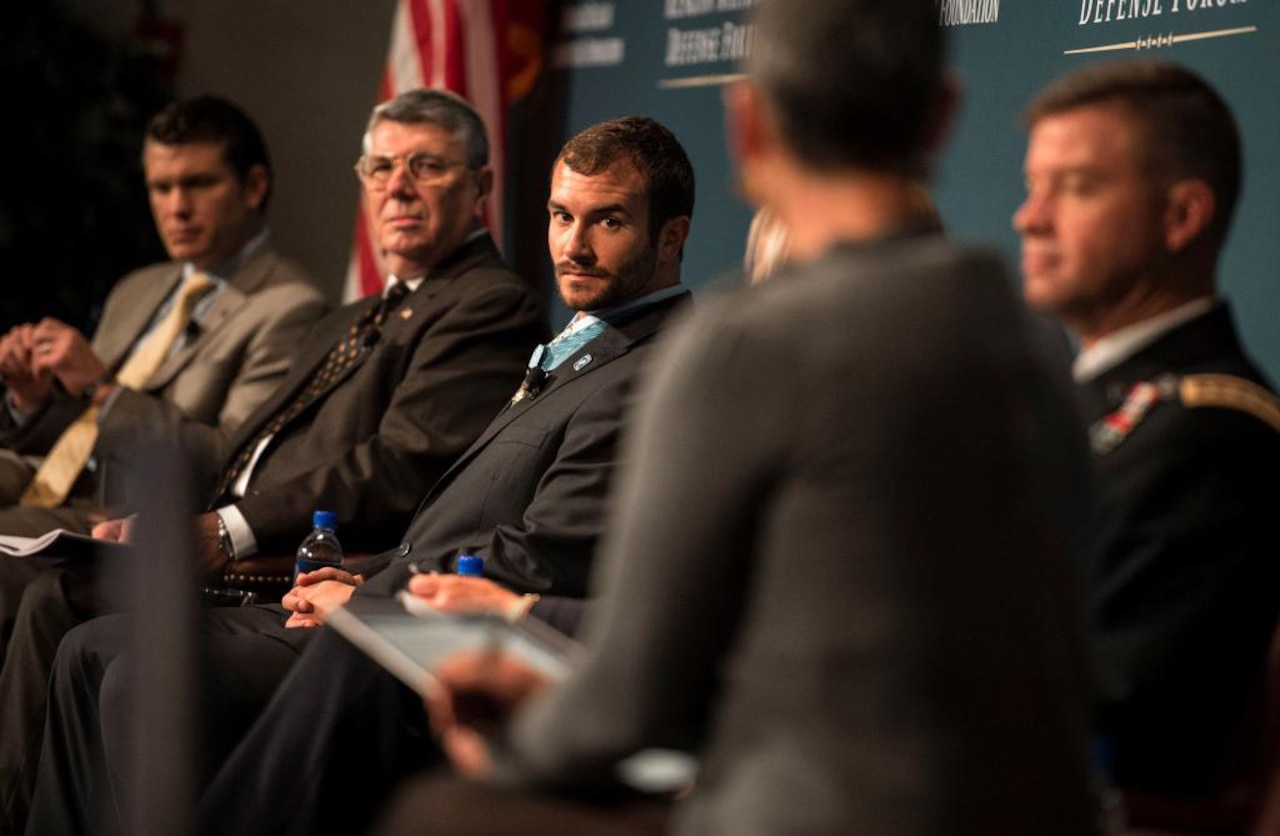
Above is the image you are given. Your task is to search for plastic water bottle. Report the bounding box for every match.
[456,554,484,577]
[294,510,344,580]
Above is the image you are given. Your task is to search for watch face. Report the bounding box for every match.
[217,522,234,558]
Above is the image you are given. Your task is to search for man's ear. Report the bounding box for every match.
[1164,179,1215,253]
[241,164,270,212]
[658,215,691,263]
[473,166,495,214]
[723,80,764,165]
[723,80,778,205]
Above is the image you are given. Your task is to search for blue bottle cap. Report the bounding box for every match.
[456,554,484,577]
[313,510,338,529]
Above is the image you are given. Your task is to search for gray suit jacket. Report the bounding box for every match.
[506,237,1096,834]
[0,243,327,521]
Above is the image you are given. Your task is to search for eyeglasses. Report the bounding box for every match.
[354,152,468,188]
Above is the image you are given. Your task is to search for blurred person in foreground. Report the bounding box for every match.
[744,183,939,285]
[392,0,1098,833]
[743,205,790,285]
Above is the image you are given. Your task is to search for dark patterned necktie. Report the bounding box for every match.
[208,282,411,506]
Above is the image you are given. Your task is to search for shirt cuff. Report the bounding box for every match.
[216,505,259,560]
[4,391,38,426]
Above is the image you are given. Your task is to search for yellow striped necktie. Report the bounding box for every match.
[20,272,216,508]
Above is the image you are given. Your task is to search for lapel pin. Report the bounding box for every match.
[573,353,592,372]
[399,307,414,320]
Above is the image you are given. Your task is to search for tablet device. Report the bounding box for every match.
[325,593,580,697]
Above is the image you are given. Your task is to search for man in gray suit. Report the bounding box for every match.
[0,97,328,828]
[0,95,327,535]
[406,1,1098,833]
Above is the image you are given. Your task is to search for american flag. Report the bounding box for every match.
[344,0,546,301]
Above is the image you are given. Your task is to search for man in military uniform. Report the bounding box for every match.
[1015,60,1280,808]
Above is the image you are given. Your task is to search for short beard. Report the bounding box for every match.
[558,244,659,312]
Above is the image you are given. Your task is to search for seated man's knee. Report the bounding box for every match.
[98,650,133,757]
[15,569,70,615]
[51,614,132,686]
[0,557,42,617]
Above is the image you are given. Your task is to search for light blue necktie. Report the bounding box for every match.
[509,319,609,408]
[537,319,609,372]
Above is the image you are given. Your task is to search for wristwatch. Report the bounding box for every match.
[216,516,236,561]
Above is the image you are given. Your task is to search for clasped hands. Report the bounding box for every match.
[0,319,109,410]
[90,509,527,625]
[282,568,524,629]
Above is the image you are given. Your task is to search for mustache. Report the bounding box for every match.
[555,264,608,279]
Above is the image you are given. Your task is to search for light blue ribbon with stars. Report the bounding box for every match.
[535,318,609,372]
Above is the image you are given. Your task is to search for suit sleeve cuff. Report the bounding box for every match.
[216,504,259,560]
[4,392,37,427]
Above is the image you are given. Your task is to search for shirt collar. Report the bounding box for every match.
[385,274,423,296]
[1073,297,1217,383]
[566,284,687,333]
[386,227,488,296]
[184,228,268,284]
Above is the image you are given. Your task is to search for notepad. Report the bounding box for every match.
[0,528,132,561]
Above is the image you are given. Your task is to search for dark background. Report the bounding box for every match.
[0,4,171,332]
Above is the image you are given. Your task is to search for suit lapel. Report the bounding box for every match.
[422,292,687,503]
[97,268,184,369]
[144,246,283,391]
[472,326,631,443]
[223,304,362,452]
[227,235,501,449]
[280,234,499,412]
[303,275,447,405]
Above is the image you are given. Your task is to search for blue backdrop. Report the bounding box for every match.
[541,1,1279,380]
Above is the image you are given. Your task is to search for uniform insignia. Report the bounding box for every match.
[1090,372,1280,455]
[1090,381,1162,455]
[1180,374,1280,432]
[573,353,592,371]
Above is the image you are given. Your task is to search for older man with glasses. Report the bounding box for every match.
[0,88,546,834]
